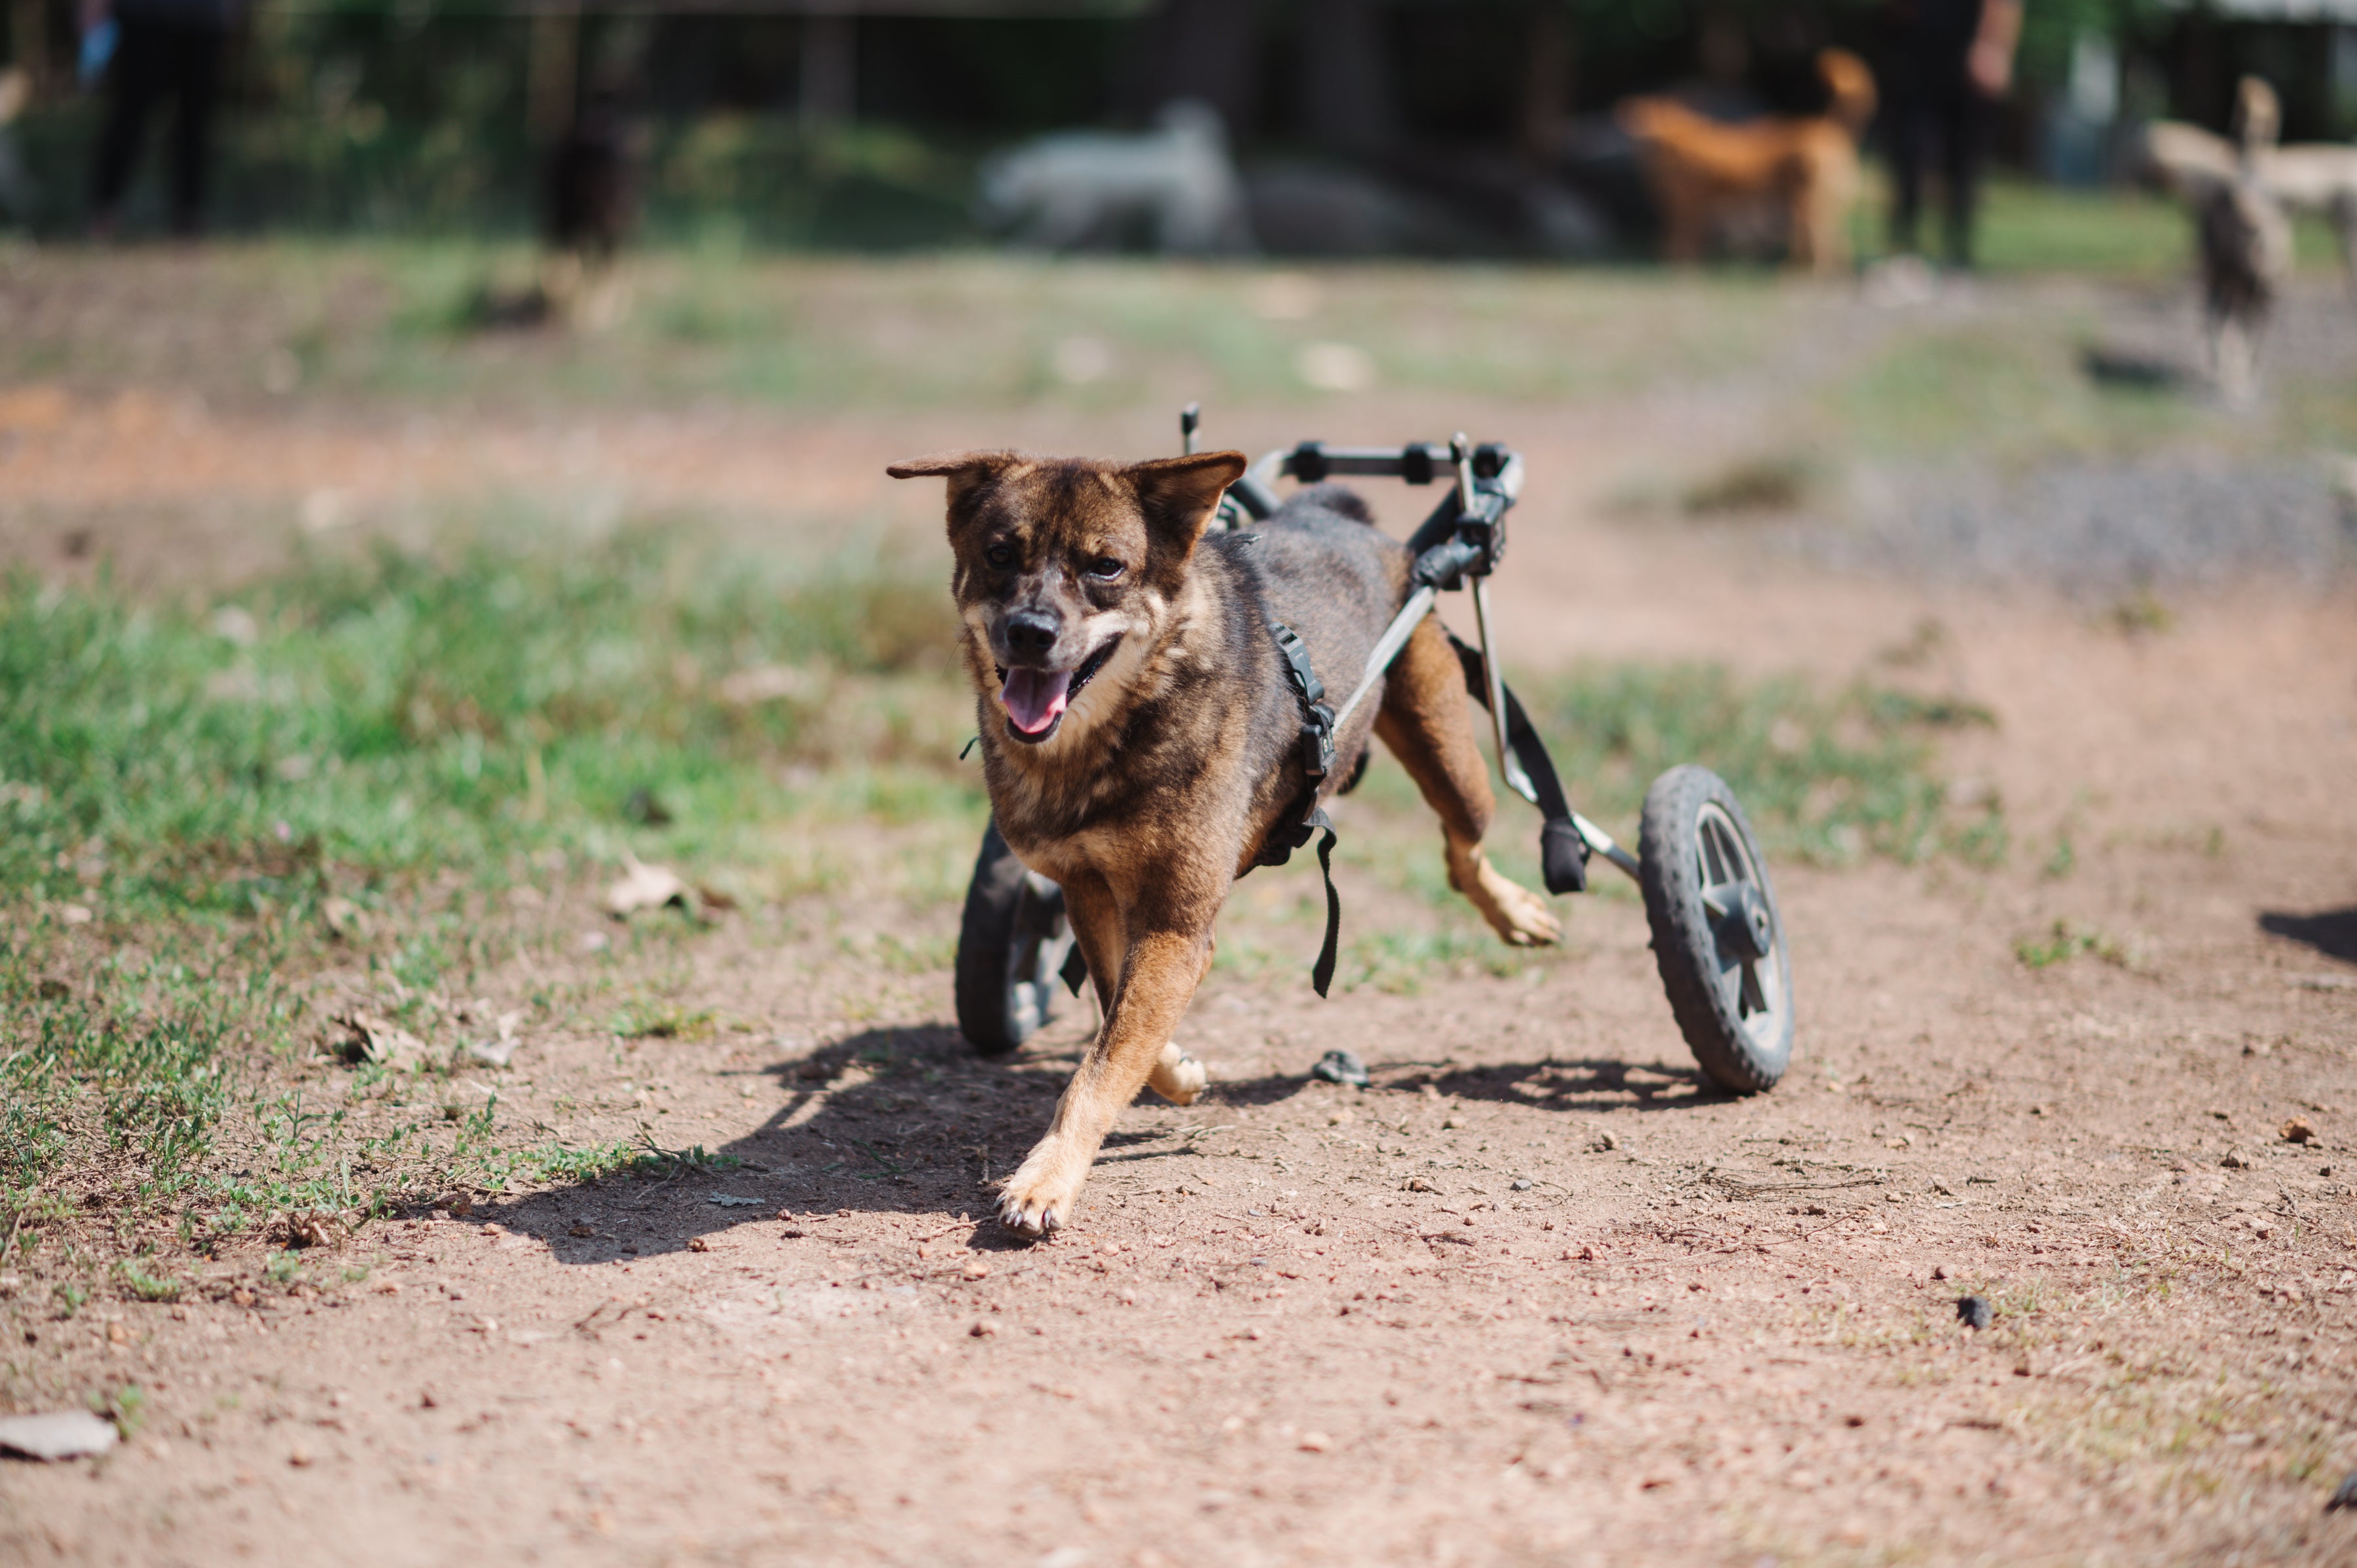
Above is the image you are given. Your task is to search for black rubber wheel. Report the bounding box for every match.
[1637,765,1794,1093]
[954,821,1079,1057]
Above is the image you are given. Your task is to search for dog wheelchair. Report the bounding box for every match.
[954,408,1794,1094]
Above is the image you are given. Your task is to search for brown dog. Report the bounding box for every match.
[888,451,1559,1237]
[1618,48,1876,273]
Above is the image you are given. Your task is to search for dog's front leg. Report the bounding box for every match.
[996,915,1209,1239]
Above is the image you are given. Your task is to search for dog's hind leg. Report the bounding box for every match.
[1145,938,1213,1106]
[1372,616,1561,948]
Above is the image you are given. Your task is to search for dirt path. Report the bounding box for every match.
[5,263,2357,1565]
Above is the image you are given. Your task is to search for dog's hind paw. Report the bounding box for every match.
[1148,1041,1207,1106]
[1449,840,1563,948]
[1484,876,1562,947]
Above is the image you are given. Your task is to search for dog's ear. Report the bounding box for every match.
[1126,450,1247,558]
[886,450,1023,510]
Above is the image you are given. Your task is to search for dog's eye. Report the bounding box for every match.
[985,542,1014,568]
[1085,556,1124,580]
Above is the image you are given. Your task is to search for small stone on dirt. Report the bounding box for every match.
[2220,1150,2252,1169]
[568,1224,595,1238]
[0,1412,118,1461]
[969,1321,996,1337]
[1511,1179,1532,1192]
[462,1037,517,1070]
[686,1237,711,1253]
[706,1194,760,1207]
[2280,1117,2317,1145]
[604,856,693,919]
[1593,1132,1620,1152]
[1957,1296,1993,1330]
[1298,1431,1331,1452]
[1404,1177,1436,1193]
[964,1260,991,1281]
[2328,1471,2357,1511]
[1310,1049,1370,1089]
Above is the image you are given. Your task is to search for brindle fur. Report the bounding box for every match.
[888,449,1559,1237]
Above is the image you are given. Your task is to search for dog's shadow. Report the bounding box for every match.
[2259,905,2357,965]
[469,1024,1723,1261]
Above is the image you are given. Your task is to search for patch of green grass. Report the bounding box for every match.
[608,1002,718,1042]
[1958,175,2355,279]
[1515,665,1998,867]
[0,522,982,1242]
[1967,179,2190,279]
[115,1260,183,1303]
[2015,919,2128,970]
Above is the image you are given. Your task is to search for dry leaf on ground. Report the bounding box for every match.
[329,1011,427,1068]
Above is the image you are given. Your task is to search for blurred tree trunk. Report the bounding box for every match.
[528,2,581,145]
[1301,0,1393,153]
[1124,0,1260,134]
[800,12,854,131]
[10,0,47,100]
[1522,3,1573,156]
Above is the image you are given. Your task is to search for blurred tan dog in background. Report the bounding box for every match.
[1619,48,1878,274]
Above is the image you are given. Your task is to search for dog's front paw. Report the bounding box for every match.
[1148,1040,1208,1106]
[995,1140,1089,1239]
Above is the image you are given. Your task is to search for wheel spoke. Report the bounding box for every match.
[1738,959,1767,1017]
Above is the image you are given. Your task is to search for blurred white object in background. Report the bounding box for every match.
[978,98,1254,256]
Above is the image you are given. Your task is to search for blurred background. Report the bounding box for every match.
[0,0,2350,252]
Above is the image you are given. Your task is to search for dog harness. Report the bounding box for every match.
[1248,619,1595,999]
[1255,620,1344,996]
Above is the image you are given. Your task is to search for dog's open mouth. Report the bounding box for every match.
[998,638,1119,742]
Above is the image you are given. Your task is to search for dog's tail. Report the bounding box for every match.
[1817,49,1876,140]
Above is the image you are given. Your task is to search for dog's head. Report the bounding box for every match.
[1816,50,1877,138]
[887,448,1246,747]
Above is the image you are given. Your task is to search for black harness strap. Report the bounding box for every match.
[1446,630,1591,896]
[1256,621,1344,996]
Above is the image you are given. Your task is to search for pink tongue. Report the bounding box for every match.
[1000,666,1074,735]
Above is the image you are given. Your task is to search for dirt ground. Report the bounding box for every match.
[3,251,2356,1566]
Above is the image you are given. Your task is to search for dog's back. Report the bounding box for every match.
[1237,484,1408,712]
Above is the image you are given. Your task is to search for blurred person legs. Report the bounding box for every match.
[90,10,225,238]
[0,67,33,223]
[1889,87,1981,266]
[1880,0,2016,268]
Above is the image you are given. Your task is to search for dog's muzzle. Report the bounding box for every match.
[996,638,1120,743]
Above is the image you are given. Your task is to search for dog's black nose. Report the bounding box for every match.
[1004,610,1061,659]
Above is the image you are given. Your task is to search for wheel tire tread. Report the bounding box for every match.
[954,822,1032,1057]
[1637,765,1793,1094]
